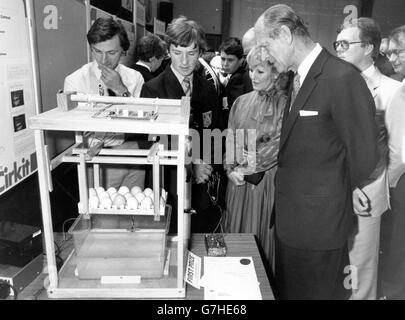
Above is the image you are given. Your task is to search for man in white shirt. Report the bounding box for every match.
[254,4,379,299]
[335,17,401,300]
[380,25,405,300]
[64,17,145,189]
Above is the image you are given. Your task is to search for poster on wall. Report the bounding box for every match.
[0,0,38,196]
[153,18,165,36]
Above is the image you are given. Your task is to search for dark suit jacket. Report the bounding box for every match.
[141,65,223,212]
[141,65,222,130]
[132,63,154,83]
[275,48,379,251]
[221,65,253,126]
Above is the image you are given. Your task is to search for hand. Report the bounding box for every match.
[98,64,127,95]
[353,188,370,216]
[227,170,245,186]
[193,161,213,184]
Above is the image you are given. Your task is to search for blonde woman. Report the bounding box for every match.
[224,44,289,271]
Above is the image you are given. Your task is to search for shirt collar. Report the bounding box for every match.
[136,61,151,72]
[297,43,323,86]
[170,64,193,85]
[361,64,376,79]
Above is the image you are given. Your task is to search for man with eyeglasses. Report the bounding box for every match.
[386,25,405,82]
[335,17,401,300]
[64,17,146,190]
[380,24,405,300]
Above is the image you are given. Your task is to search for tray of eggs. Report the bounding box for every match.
[87,186,167,216]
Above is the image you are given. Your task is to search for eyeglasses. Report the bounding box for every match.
[385,48,405,59]
[333,40,367,51]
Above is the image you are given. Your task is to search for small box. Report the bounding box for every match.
[68,206,171,280]
[57,91,78,111]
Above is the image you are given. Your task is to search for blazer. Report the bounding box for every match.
[140,65,223,212]
[360,65,401,217]
[132,63,154,83]
[275,48,380,250]
[141,65,222,131]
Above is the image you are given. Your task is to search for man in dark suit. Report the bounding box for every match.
[254,4,379,299]
[141,16,223,233]
[133,34,167,82]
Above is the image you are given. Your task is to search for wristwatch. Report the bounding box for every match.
[122,91,131,97]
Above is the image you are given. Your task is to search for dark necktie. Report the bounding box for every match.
[289,72,301,112]
[182,77,192,96]
[107,89,116,96]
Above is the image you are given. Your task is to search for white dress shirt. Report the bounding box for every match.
[171,64,193,94]
[64,61,144,146]
[297,43,323,86]
[386,83,405,187]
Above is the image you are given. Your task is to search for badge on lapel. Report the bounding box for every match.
[202,111,212,128]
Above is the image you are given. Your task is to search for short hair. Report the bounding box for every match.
[246,44,273,67]
[219,37,244,59]
[242,27,256,55]
[136,34,167,61]
[339,17,381,60]
[257,4,310,39]
[87,17,130,51]
[389,24,405,47]
[165,16,207,52]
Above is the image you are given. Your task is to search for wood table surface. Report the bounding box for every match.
[15,233,274,300]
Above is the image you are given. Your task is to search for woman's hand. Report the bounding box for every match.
[227,170,245,186]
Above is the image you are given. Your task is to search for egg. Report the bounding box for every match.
[143,188,153,197]
[112,194,126,208]
[99,191,111,200]
[89,195,100,208]
[118,186,130,195]
[127,197,139,210]
[109,192,118,201]
[141,196,153,210]
[130,186,142,196]
[135,192,145,203]
[107,187,117,196]
[100,197,112,209]
[95,187,105,196]
[89,188,97,197]
[124,192,134,200]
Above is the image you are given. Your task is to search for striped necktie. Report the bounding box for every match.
[182,77,192,96]
[289,72,301,112]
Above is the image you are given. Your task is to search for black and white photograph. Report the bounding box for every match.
[1,0,405,309]
[12,114,27,133]
[10,89,24,108]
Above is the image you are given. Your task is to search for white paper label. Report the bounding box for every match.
[184,250,201,289]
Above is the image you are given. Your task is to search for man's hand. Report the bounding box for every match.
[193,160,213,184]
[98,64,127,95]
[227,170,245,186]
[353,187,371,216]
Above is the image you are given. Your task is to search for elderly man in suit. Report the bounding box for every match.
[380,25,405,300]
[141,16,223,233]
[254,4,379,299]
[335,17,401,300]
